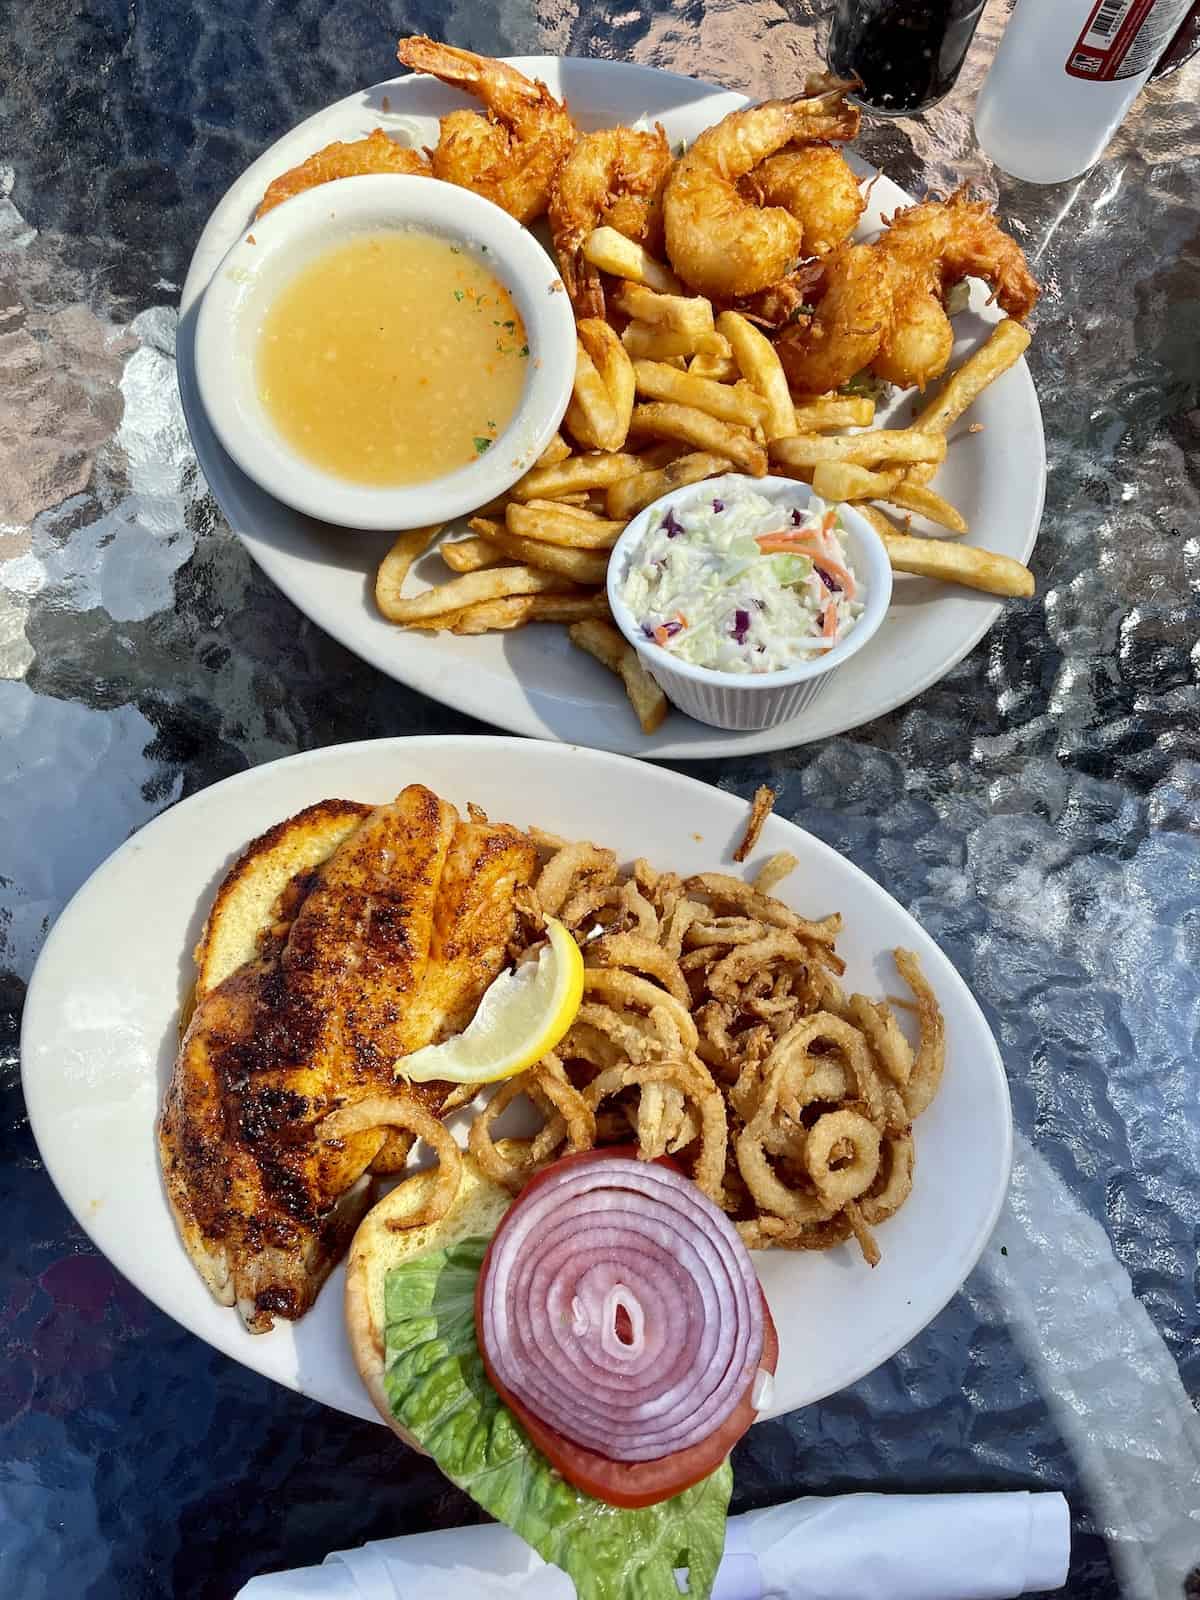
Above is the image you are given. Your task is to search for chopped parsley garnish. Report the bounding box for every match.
[474,437,492,454]
[519,344,529,357]
[453,289,464,301]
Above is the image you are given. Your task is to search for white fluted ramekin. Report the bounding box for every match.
[606,473,893,732]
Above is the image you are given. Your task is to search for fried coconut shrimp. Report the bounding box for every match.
[663,79,859,299]
[396,35,575,224]
[549,124,674,318]
[740,143,864,258]
[724,262,826,331]
[778,190,1040,394]
[255,128,429,219]
[870,190,1041,389]
[777,241,892,395]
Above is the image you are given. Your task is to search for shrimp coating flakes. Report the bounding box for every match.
[777,240,893,395]
[550,124,674,317]
[871,189,1040,390]
[396,36,575,223]
[779,189,1040,393]
[663,78,859,299]
[255,128,429,219]
[740,143,865,258]
[478,825,948,1267]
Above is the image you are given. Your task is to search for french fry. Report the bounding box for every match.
[905,319,1032,485]
[440,594,609,634]
[697,334,735,363]
[771,429,946,474]
[582,226,684,294]
[716,310,795,442]
[791,395,875,431]
[856,504,903,541]
[884,479,968,535]
[631,402,767,475]
[519,498,605,522]
[811,461,966,536]
[440,535,505,573]
[637,442,689,469]
[811,460,900,499]
[633,359,767,427]
[858,506,1031,597]
[469,517,610,584]
[378,564,569,625]
[536,433,572,468]
[879,532,1034,598]
[689,347,739,383]
[374,526,442,620]
[605,451,731,520]
[578,318,635,449]
[622,322,699,361]
[569,619,669,735]
[511,451,645,502]
[912,319,1031,438]
[566,335,621,452]
[612,282,715,338]
[507,501,626,550]
[568,617,625,670]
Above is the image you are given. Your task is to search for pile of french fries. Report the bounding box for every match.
[375,222,1037,734]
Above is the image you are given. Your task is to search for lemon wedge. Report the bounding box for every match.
[399,917,585,1086]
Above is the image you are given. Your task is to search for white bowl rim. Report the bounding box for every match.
[192,172,577,531]
[606,473,895,689]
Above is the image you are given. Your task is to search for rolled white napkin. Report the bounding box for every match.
[237,1491,1070,1600]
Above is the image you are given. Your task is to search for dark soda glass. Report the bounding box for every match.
[826,0,988,116]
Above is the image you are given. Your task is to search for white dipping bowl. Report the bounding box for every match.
[192,173,577,531]
[607,473,893,732]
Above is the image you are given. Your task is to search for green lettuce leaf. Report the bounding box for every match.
[382,1239,732,1600]
[838,368,893,401]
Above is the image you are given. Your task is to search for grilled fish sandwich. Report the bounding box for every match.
[158,783,536,1332]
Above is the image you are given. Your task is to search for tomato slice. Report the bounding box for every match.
[475,1146,779,1510]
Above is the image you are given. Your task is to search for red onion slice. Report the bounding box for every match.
[477,1155,764,1462]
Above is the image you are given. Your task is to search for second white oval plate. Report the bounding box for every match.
[22,737,1011,1425]
[177,57,1045,759]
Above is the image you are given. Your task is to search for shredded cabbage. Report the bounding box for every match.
[621,487,865,674]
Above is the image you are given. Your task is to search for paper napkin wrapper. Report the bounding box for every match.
[238,1490,1071,1599]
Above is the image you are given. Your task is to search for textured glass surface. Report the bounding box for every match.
[2,2,1198,1596]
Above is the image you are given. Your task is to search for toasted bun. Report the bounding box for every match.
[193,798,372,1001]
[345,1153,514,1447]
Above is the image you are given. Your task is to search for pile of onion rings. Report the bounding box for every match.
[463,813,945,1266]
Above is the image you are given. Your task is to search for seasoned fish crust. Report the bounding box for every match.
[158,785,536,1331]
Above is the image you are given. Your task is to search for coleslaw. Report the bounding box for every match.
[620,487,866,674]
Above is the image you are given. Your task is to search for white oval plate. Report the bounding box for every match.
[22,737,1012,1424]
[177,58,1045,760]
